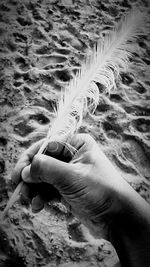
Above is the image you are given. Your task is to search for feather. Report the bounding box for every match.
[39,9,144,147]
[1,9,144,219]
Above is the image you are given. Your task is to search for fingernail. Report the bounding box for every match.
[48,141,59,153]
[22,166,31,181]
[32,196,44,213]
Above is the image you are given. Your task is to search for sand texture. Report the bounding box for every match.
[0,0,150,266]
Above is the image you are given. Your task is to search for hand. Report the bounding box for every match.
[12,134,150,266]
[11,139,62,212]
[12,134,128,239]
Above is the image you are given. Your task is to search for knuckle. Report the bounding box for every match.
[80,133,95,144]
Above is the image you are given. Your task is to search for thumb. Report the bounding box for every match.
[30,154,78,191]
[21,164,42,183]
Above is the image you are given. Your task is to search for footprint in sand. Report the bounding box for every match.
[0,158,5,174]
[6,38,17,52]
[121,136,150,180]
[15,56,30,72]
[36,54,67,69]
[32,26,47,43]
[123,102,150,116]
[29,113,50,125]
[13,110,50,138]
[110,93,124,103]
[35,45,53,55]
[132,118,150,133]
[67,220,86,243]
[14,120,35,137]
[112,153,138,175]
[132,81,147,94]
[0,3,10,12]
[54,69,72,82]
[16,15,32,27]
[13,32,27,43]
[120,72,134,86]
[0,137,7,146]
[102,120,123,139]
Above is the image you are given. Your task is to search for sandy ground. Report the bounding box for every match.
[0,0,150,266]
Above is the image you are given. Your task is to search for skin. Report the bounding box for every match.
[12,134,150,267]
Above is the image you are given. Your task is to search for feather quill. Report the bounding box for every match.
[1,9,144,219]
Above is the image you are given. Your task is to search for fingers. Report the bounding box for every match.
[31,195,44,213]
[20,184,45,213]
[20,182,61,212]
[46,134,96,163]
[21,134,96,188]
[11,139,44,185]
[20,182,32,204]
[12,134,96,214]
[22,164,42,183]
[69,134,97,164]
[21,165,31,182]
[31,183,61,213]
[25,139,45,160]
[46,141,73,162]
[11,154,30,185]
[47,141,64,156]
[12,134,95,185]
[70,134,96,152]
[30,154,76,190]
[20,183,39,205]
[38,183,61,201]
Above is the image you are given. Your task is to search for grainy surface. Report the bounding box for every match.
[0,0,150,266]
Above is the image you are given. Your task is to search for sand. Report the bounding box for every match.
[0,0,150,266]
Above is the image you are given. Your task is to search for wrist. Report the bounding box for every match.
[113,177,150,226]
[108,178,150,267]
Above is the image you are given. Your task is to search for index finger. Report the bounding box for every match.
[70,134,97,152]
[46,134,96,162]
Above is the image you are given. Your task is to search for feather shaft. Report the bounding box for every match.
[1,9,144,219]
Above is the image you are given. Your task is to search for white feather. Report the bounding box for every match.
[2,9,144,218]
[39,9,144,152]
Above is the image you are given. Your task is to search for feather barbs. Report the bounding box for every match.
[1,8,146,219]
